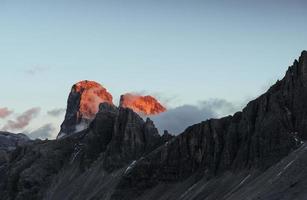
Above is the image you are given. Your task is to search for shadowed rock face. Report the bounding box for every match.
[80,103,162,172]
[111,51,307,199]
[58,86,82,137]
[0,104,164,200]
[1,52,307,200]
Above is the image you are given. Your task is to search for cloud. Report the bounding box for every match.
[0,107,13,119]
[151,99,241,135]
[25,66,49,75]
[2,107,41,131]
[199,99,238,116]
[26,123,55,139]
[47,108,66,117]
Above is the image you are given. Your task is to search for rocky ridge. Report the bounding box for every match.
[111,51,307,199]
[0,103,165,200]
[0,51,307,200]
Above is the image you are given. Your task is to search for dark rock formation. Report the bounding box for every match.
[0,138,75,200]
[81,104,163,171]
[0,103,164,200]
[110,51,307,199]
[161,130,174,143]
[1,51,307,200]
[58,85,82,138]
[58,80,113,139]
[111,142,307,200]
[0,132,30,165]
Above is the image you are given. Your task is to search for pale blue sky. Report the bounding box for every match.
[0,0,306,137]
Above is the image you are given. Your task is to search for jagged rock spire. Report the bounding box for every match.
[57,80,113,139]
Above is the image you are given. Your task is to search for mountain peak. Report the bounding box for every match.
[57,80,113,139]
[119,93,166,115]
[73,80,113,119]
[300,50,307,71]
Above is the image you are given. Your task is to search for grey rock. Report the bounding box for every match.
[0,132,29,151]
[2,52,307,200]
[110,51,307,199]
[0,103,163,200]
[57,86,83,138]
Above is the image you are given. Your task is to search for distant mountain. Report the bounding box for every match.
[119,93,166,115]
[0,132,29,151]
[0,132,30,180]
[0,51,307,200]
[58,81,166,139]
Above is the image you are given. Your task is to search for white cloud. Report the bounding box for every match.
[151,99,241,135]
[26,123,55,139]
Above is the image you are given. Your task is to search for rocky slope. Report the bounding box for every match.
[0,51,307,200]
[119,142,307,200]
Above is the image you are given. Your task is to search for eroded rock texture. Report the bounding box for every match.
[111,51,307,199]
[1,52,307,200]
[0,104,164,200]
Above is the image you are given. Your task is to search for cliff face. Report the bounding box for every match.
[111,51,307,199]
[1,52,307,200]
[58,80,113,138]
[79,103,162,172]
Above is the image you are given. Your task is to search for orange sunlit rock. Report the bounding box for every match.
[73,80,113,119]
[119,93,166,115]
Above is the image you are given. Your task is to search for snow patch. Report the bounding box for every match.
[125,160,137,174]
[276,159,296,177]
[284,160,295,170]
[238,174,251,186]
[70,143,83,164]
[57,132,67,139]
[74,121,89,133]
[277,171,283,177]
[179,182,199,199]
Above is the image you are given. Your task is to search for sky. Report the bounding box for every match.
[0,0,307,138]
